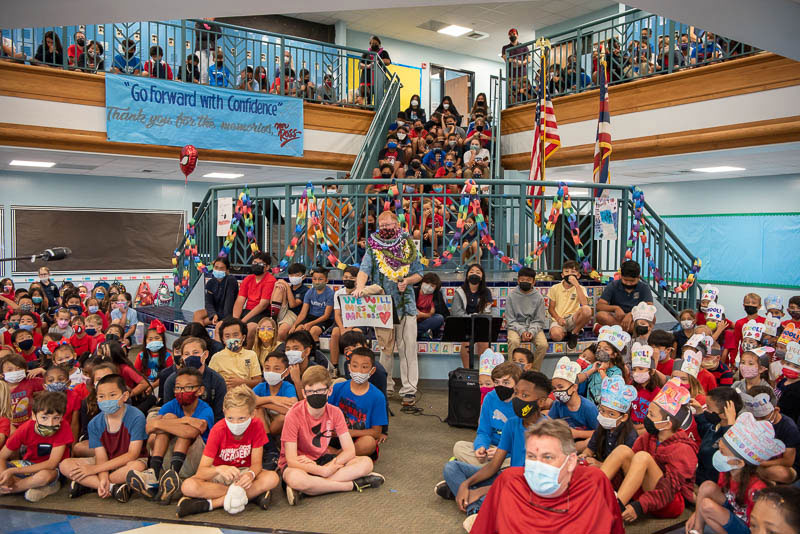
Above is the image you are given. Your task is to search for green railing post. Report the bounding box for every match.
[619,188,630,268]
[279,37,285,97]
[575,28,583,92]
[667,19,675,75]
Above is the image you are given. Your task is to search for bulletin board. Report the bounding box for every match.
[660,213,800,288]
[346,56,421,106]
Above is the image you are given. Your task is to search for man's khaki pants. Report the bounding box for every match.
[375,315,419,396]
[507,329,548,371]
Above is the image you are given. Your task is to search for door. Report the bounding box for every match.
[430,65,474,126]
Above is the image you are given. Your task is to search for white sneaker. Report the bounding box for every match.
[25,479,60,502]
[463,513,478,533]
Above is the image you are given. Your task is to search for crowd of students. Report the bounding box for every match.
[1,257,800,534]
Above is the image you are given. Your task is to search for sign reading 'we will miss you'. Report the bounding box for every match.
[105,74,303,157]
[340,295,394,328]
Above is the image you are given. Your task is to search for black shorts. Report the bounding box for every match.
[244,310,270,324]
[304,314,333,332]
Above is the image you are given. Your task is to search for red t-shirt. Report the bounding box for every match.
[631,386,659,424]
[89,333,106,353]
[19,349,37,363]
[656,358,675,376]
[71,382,89,401]
[697,369,717,394]
[238,274,276,311]
[695,311,707,325]
[7,419,73,463]
[719,472,767,525]
[782,319,800,330]
[119,363,144,390]
[733,315,766,362]
[279,401,349,470]
[203,418,268,467]
[10,377,44,426]
[69,333,92,355]
[416,293,434,314]
[64,388,81,426]
[0,416,10,437]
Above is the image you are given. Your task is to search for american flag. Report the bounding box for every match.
[592,59,612,196]
[528,57,560,224]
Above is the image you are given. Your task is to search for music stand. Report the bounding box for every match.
[442,314,503,369]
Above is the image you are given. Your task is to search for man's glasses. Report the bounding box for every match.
[304,388,328,396]
[174,384,201,393]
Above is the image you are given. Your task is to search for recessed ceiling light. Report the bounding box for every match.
[438,25,473,37]
[9,160,56,168]
[202,172,244,179]
[690,166,745,173]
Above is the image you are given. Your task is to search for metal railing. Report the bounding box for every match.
[171,178,698,315]
[1,19,392,109]
[504,8,760,106]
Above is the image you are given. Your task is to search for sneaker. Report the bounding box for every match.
[69,480,92,499]
[113,483,131,503]
[257,489,272,511]
[567,332,578,350]
[463,513,478,533]
[155,468,180,505]
[127,468,158,500]
[434,480,454,500]
[285,485,303,506]
[24,480,60,503]
[402,394,416,407]
[352,472,385,492]
[177,496,211,518]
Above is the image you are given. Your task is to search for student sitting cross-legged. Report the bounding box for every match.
[548,356,599,452]
[581,375,638,468]
[59,374,148,502]
[254,350,298,437]
[280,365,385,506]
[127,367,215,505]
[177,385,279,517]
[0,391,73,502]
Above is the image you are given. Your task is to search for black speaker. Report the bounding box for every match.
[446,367,481,429]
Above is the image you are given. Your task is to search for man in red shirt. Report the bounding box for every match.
[470,418,623,534]
[232,253,276,348]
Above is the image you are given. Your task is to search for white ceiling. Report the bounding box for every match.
[0,146,334,184]
[289,0,617,61]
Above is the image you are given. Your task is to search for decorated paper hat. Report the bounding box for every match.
[479,348,505,376]
[701,286,719,303]
[722,412,785,465]
[631,302,657,323]
[704,304,725,323]
[764,315,781,337]
[778,323,800,346]
[785,342,800,366]
[685,333,709,353]
[746,346,773,368]
[764,295,784,312]
[652,377,691,417]
[631,342,655,369]
[598,325,631,352]
[552,356,580,384]
[675,349,702,378]
[742,319,765,341]
[600,375,637,413]
[740,391,775,418]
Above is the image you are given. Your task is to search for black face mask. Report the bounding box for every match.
[744,305,758,315]
[495,385,513,401]
[467,274,482,285]
[306,393,328,409]
[371,44,380,51]
[790,310,800,320]
[705,411,721,426]
[251,264,265,275]
[410,161,421,169]
[216,60,224,67]
[343,279,356,289]
[512,397,538,419]
[635,324,649,336]
[518,282,532,292]
[622,282,638,291]
[105,333,120,342]
[77,38,85,47]
[19,339,34,351]
[642,416,662,436]
[426,139,434,145]
[381,173,392,178]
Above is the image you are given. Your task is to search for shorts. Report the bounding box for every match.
[211,466,250,485]
[304,314,333,332]
[278,308,298,326]
[328,436,380,461]
[244,310,270,324]
[315,453,337,466]
[550,314,575,331]
[6,460,34,477]
[723,501,751,534]
[632,488,685,518]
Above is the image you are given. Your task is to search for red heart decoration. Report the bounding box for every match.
[379,311,392,324]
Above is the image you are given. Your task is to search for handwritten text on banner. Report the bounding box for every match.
[340,295,394,329]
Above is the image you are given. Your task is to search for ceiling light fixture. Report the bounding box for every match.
[437,25,473,37]
[202,172,244,179]
[9,160,56,168]
[690,166,745,173]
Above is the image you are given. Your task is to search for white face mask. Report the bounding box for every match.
[680,320,695,330]
[443,103,450,109]
[597,413,620,430]
[4,370,26,384]
[421,283,435,295]
[289,275,304,286]
[411,100,419,106]
[397,120,405,126]
[632,370,651,384]
[263,371,284,386]
[351,370,372,384]
[225,418,252,436]
[397,132,407,140]
[286,350,304,365]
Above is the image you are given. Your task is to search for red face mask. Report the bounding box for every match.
[176,390,198,406]
[783,367,800,380]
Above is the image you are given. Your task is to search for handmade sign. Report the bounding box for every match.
[704,304,725,330]
[778,323,800,345]
[785,342,800,365]
[653,377,690,416]
[593,197,618,241]
[340,295,394,328]
[764,315,781,337]
[217,197,233,237]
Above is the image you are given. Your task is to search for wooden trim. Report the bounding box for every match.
[501,115,800,169]
[0,123,355,170]
[0,62,374,135]
[502,53,800,134]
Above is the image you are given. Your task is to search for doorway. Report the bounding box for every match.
[430,65,474,127]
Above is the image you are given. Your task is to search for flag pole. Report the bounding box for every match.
[535,37,550,230]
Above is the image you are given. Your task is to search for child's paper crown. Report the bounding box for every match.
[631,302,657,323]
[723,412,785,465]
[630,342,655,369]
[652,377,690,417]
[600,375,637,413]
[598,325,631,352]
[552,356,580,384]
[742,319,765,341]
[479,348,505,376]
[701,286,719,303]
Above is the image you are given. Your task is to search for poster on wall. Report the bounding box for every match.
[105,74,303,157]
[594,197,618,241]
[217,197,233,237]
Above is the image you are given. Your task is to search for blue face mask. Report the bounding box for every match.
[32,297,43,304]
[85,327,97,336]
[98,398,122,415]
[712,450,739,473]
[19,324,35,331]
[146,340,164,352]
[387,142,397,149]
[445,161,454,168]
[524,457,568,496]
[88,305,99,314]
[45,381,69,392]
[212,269,226,280]
[41,344,52,355]
[184,355,203,369]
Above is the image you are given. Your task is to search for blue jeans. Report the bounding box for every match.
[442,460,497,516]
[417,313,444,337]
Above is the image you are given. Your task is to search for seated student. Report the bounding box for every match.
[547,260,593,349]
[280,366,385,506]
[631,302,658,345]
[164,337,227,423]
[573,343,602,397]
[177,385,279,517]
[0,391,72,502]
[582,375,638,467]
[587,326,630,405]
[253,351,297,436]
[696,386,742,486]
[232,253,276,347]
[0,381,10,450]
[475,349,507,404]
[671,351,708,409]
[49,307,74,338]
[95,341,155,414]
[155,336,185,406]
[509,346,535,371]
[11,328,37,365]
[701,336,735,388]
[68,314,92,357]
[737,319,766,365]
[681,334,719,394]
[74,360,117,458]
[601,379,698,523]
[134,320,173,388]
[283,331,332,396]
[103,324,128,349]
[629,342,663,431]
[253,317,281,369]
[733,347,772,394]
[60,374,148,502]
[340,330,388,398]
[749,485,800,534]
[451,357,519,466]
[109,293,137,345]
[504,267,547,371]
[470,419,625,534]
[437,371,553,520]
[210,317,262,390]
[326,347,388,458]
[548,356,599,452]
[85,314,105,354]
[687,412,785,534]
[289,267,334,343]
[596,260,653,333]
[274,263,309,342]
[450,265,495,369]
[2,353,43,426]
[330,266,361,375]
[193,256,239,329]
[415,272,449,340]
[742,385,800,484]
[674,308,697,353]
[777,342,800,423]
[649,329,677,376]
[43,365,81,441]
[129,367,215,504]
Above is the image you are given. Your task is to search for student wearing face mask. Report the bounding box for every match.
[631,301,657,344]
[404,94,427,123]
[193,256,239,330]
[596,260,654,334]
[548,357,598,452]
[163,337,227,423]
[433,96,462,126]
[504,267,547,372]
[232,253,276,347]
[208,51,232,88]
[463,138,490,171]
[451,265,495,369]
[2,353,44,426]
[581,375,638,468]
[210,318,262,391]
[111,39,142,75]
[732,293,765,365]
[743,385,800,485]
[414,273,448,339]
[694,386,741,486]
[358,35,391,104]
[253,351,297,435]
[329,267,362,375]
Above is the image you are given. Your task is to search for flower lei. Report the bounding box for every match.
[368,233,417,282]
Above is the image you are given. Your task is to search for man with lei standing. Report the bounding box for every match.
[353,210,423,406]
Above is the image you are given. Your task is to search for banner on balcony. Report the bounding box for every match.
[105,74,303,157]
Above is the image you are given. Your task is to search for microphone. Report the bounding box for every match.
[41,247,72,261]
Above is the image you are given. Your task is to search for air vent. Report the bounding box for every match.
[464,31,489,41]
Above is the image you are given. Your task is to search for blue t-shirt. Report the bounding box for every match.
[158,398,215,442]
[599,279,653,314]
[304,286,334,318]
[473,390,515,450]
[547,395,599,431]
[110,307,138,325]
[208,65,232,87]
[88,405,147,458]
[498,415,546,467]
[112,54,143,74]
[328,381,388,431]
[253,380,297,400]
[288,283,309,315]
